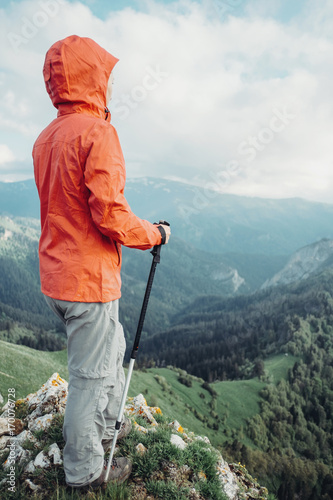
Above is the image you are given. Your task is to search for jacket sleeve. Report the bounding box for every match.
[84,122,162,250]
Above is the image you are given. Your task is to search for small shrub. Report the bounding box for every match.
[177,376,192,387]
[186,441,219,479]
[133,450,160,479]
[154,374,171,392]
[14,400,30,420]
[198,479,227,500]
[201,382,218,398]
[132,426,181,480]
[182,441,227,499]
[148,393,159,407]
[46,414,65,448]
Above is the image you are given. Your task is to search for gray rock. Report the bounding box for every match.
[0,435,10,450]
[48,443,62,465]
[34,451,51,469]
[170,434,187,450]
[25,479,41,492]
[25,460,36,474]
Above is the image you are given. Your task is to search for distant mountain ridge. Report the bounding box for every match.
[1,177,333,255]
[0,180,39,219]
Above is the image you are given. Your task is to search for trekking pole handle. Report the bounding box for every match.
[153,220,170,251]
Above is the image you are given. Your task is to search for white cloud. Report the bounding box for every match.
[0,145,15,164]
[0,0,332,203]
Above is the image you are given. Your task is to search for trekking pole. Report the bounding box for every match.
[105,221,169,479]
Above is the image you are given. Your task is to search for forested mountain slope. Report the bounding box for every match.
[142,268,333,381]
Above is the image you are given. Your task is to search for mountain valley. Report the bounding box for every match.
[1,178,333,499]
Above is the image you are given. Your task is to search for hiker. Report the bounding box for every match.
[32,35,170,490]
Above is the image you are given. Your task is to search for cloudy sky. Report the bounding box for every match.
[0,0,332,203]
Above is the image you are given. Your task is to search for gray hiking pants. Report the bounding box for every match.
[44,296,126,487]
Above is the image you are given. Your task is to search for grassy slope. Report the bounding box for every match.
[0,340,298,450]
[264,353,300,384]
[129,367,220,438]
[0,341,68,399]
[129,367,266,448]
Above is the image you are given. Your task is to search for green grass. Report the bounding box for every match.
[129,367,215,436]
[146,480,190,499]
[264,353,300,384]
[214,378,266,446]
[128,367,266,449]
[0,340,68,400]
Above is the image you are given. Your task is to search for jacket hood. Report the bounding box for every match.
[43,35,119,120]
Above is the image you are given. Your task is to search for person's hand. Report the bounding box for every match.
[159,223,171,244]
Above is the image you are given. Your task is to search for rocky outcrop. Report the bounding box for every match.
[212,267,246,293]
[262,238,333,289]
[0,373,268,499]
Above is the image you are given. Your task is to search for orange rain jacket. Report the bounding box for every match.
[33,35,162,303]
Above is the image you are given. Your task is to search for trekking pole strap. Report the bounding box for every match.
[156,225,167,245]
[154,220,170,246]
